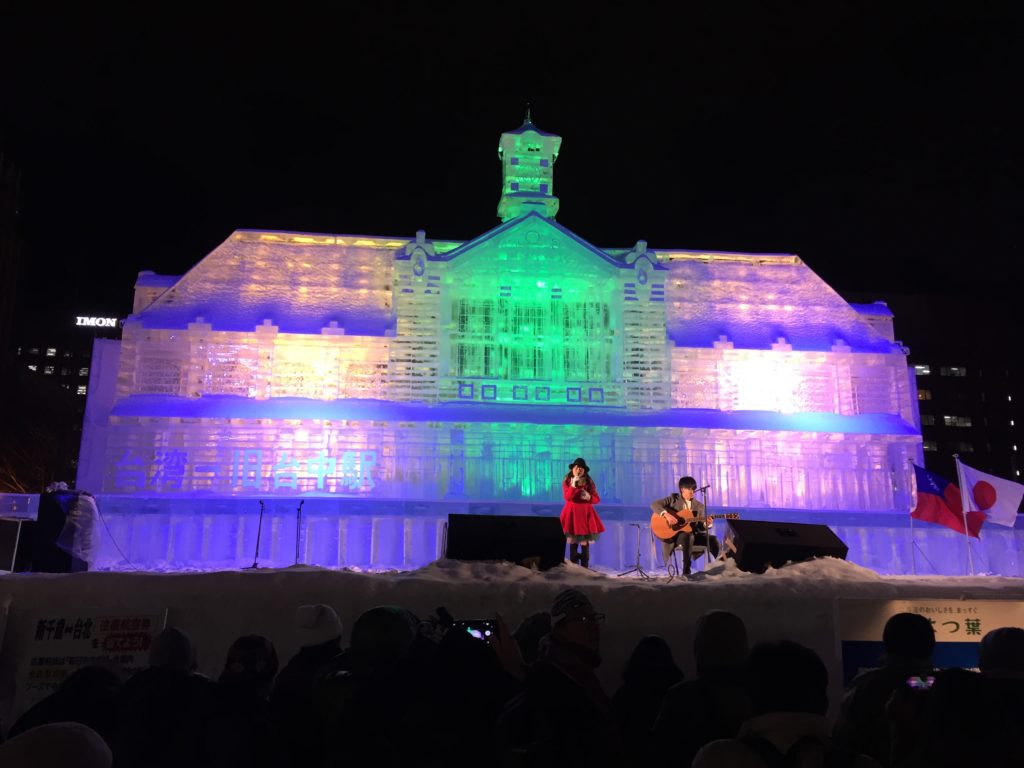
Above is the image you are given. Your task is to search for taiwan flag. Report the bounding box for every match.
[911,464,984,538]
[958,461,1024,528]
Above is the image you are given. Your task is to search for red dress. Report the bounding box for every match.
[560,478,605,543]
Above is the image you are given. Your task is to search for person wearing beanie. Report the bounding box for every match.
[270,605,345,768]
[560,457,605,568]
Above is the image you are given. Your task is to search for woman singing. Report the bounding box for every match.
[560,457,604,568]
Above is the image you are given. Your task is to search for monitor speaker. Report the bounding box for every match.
[725,519,848,574]
[445,514,565,571]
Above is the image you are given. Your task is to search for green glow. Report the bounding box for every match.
[441,215,625,405]
[497,119,562,221]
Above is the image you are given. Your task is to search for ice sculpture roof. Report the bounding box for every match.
[848,301,894,317]
[503,116,558,138]
[132,219,898,353]
[664,255,900,353]
[135,231,401,336]
[412,211,650,270]
[134,271,179,288]
[111,395,919,436]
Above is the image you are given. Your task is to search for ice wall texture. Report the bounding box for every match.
[664,254,899,352]
[137,231,399,335]
[82,214,922,514]
[80,500,1023,575]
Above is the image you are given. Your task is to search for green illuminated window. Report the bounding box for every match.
[451,296,612,383]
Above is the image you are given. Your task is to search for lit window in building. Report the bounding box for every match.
[45,348,57,357]
[76,385,88,396]
[27,364,37,371]
[918,390,932,401]
[1009,395,1014,402]
[939,366,967,377]
[1017,470,1021,477]
[923,441,938,452]
[28,348,39,355]
[920,415,935,426]
[79,367,89,377]
[1013,445,1018,451]
[943,415,972,427]
[1012,420,1017,427]
[914,364,931,376]
[43,366,54,375]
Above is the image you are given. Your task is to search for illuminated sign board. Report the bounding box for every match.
[75,317,120,328]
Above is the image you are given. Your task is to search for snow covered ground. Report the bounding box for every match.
[2,555,1024,728]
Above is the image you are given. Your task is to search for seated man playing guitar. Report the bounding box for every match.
[650,476,721,575]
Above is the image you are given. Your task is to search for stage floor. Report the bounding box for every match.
[2,557,1023,729]
[76,496,1024,576]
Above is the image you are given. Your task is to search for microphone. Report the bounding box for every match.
[696,484,711,492]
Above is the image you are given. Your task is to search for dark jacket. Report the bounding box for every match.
[270,639,340,768]
[114,667,213,768]
[500,638,624,768]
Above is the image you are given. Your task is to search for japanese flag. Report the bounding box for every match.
[958,461,1024,528]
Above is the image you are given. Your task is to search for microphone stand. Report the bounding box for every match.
[696,484,720,565]
[244,500,266,570]
[294,500,304,565]
[617,522,652,580]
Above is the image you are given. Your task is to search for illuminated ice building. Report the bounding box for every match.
[75,117,1020,574]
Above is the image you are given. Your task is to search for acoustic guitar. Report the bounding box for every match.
[650,511,740,542]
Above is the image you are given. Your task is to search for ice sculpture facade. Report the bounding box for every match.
[78,117,922,520]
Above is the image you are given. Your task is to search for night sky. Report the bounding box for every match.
[2,2,1021,339]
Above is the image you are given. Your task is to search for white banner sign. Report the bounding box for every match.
[835,598,1024,683]
[15,610,167,716]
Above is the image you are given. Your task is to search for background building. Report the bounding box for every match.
[845,293,1020,487]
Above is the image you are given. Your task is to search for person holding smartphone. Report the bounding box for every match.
[560,457,604,568]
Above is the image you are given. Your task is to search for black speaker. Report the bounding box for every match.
[445,514,565,570]
[26,492,90,573]
[725,519,848,574]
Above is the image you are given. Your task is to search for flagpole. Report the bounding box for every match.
[953,454,975,576]
[909,505,917,576]
[907,459,918,576]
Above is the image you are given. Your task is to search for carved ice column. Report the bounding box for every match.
[622,241,670,410]
[388,231,443,402]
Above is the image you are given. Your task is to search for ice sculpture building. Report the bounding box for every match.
[76,116,937,571]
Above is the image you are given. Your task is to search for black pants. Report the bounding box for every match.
[660,532,720,573]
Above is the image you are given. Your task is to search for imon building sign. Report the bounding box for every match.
[75,316,120,328]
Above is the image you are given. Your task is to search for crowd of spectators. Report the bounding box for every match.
[1,590,1021,767]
